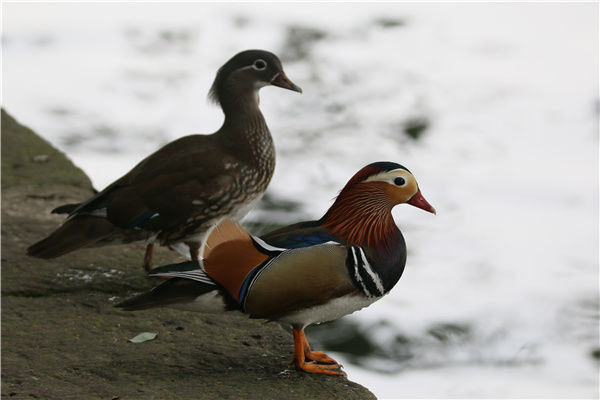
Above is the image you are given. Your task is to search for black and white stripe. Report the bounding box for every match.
[149,262,216,286]
[250,236,286,257]
[150,271,216,286]
[346,246,385,298]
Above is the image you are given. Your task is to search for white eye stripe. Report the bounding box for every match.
[235,59,270,75]
[363,169,411,184]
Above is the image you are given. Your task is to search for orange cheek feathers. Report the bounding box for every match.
[381,180,419,205]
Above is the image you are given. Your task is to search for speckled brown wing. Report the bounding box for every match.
[243,243,358,320]
[102,135,245,242]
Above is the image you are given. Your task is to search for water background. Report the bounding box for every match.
[3,3,599,398]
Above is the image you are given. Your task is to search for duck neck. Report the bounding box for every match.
[322,185,407,293]
[217,78,264,119]
[216,84,273,171]
[321,185,401,252]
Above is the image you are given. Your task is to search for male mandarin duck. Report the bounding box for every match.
[116,162,435,375]
[27,49,302,271]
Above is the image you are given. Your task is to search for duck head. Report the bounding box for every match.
[322,161,435,247]
[359,162,436,213]
[331,161,435,214]
[209,49,302,107]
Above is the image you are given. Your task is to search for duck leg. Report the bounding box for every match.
[185,241,201,261]
[288,329,339,365]
[300,331,340,365]
[142,243,155,272]
[290,328,344,375]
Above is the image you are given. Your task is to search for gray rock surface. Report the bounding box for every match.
[1,109,376,400]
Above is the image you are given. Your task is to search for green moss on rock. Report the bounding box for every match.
[1,108,93,191]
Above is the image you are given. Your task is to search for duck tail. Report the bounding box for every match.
[26,216,116,259]
[115,277,221,311]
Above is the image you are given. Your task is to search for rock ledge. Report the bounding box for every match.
[1,109,376,400]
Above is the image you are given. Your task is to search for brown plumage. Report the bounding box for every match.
[321,183,397,248]
[26,216,119,259]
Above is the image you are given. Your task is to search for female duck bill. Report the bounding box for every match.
[270,72,302,93]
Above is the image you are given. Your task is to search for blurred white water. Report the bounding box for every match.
[3,3,598,398]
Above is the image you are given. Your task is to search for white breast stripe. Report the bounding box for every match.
[357,247,385,295]
[350,247,361,282]
[351,247,369,295]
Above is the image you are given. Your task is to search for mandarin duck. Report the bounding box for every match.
[27,49,301,271]
[116,162,435,375]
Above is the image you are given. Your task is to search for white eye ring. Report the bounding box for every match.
[252,59,267,71]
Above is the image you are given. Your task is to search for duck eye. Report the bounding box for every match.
[394,177,406,186]
[252,59,267,71]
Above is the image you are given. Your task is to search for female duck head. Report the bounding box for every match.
[209,49,302,107]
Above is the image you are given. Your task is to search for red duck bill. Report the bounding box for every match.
[407,190,436,214]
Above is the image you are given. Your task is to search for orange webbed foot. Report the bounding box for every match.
[288,351,340,367]
[306,350,339,365]
[300,329,341,366]
[289,355,341,369]
[291,328,345,376]
[294,359,345,376]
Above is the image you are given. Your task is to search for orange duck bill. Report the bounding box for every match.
[407,190,436,214]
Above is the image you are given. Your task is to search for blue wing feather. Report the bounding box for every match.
[259,220,339,249]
